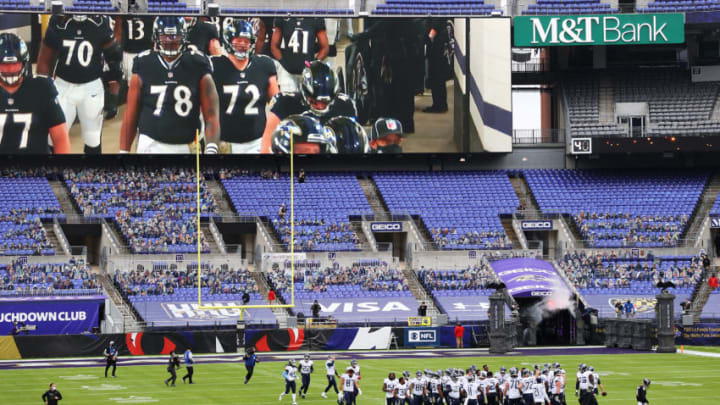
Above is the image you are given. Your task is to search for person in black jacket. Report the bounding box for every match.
[42,383,62,405]
[165,351,181,387]
[424,19,452,113]
[636,378,650,405]
[311,300,322,318]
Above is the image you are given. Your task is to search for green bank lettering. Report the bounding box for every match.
[515,14,684,47]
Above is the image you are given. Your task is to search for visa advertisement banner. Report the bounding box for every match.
[514,14,685,47]
[0,296,104,335]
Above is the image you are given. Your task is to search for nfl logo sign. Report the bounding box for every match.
[17,256,27,264]
[468,251,476,258]
[175,254,184,263]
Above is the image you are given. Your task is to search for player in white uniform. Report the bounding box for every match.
[485,371,500,405]
[322,355,340,399]
[383,373,399,405]
[504,368,524,405]
[521,369,535,405]
[395,376,411,405]
[446,373,463,405]
[341,368,359,405]
[429,371,443,405]
[348,359,361,405]
[577,364,597,405]
[589,366,606,398]
[466,373,482,405]
[410,371,426,405]
[532,378,550,405]
[550,369,565,405]
[299,354,314,399]
[279,359,298,405]
[496,367,508,401]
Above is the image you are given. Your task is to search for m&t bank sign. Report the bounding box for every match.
[514,14,685,46]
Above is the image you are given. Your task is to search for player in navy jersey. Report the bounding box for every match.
[113,15,154,82]
[185,17,222,56]
[120,16,220,154]
[211,18,278,154]
[37,15,122,154]
[271,115,337,155]
[0,33,70,154]
[271,17,329,91]
[260,61,355,153]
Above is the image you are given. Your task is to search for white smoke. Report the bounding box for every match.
[522,278,576,326]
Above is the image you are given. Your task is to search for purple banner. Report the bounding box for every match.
[0,297,103,335]
[296,296,419,323]
[491,258,567,298]
[582,293,691,319]
[129,300,278,326]
[676,323,720,346]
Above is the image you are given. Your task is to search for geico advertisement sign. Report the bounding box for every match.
[371,222,402,232]
[514,14,685,47]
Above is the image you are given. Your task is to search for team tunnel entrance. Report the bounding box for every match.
[514,296,576,346]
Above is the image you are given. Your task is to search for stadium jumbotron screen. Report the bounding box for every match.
[0,15,513,155]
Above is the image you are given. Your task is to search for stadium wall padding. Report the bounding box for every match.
[0,336,21,360]
[245,327,393,351]
[11,331,236,358]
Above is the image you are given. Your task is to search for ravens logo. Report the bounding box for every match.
[508,274,550,283]
[608,297,657,313]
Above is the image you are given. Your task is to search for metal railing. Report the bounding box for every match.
[511,61,550,73]
[512,129,566,145]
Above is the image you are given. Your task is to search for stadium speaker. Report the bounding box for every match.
[207,3,219,16]
[51,0,63,14]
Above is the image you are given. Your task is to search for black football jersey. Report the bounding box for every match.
[121,16,154,53]
[273,18,326,74]
[133,50,212,144]
[270,92,356,124]
[188,20,219,55]
[211,54,277,143]
[43,15,113,84]
[0,76,66,154]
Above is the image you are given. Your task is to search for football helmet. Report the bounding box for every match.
[289,359,297,367]
[510,367,518,377]
[153,16,187,58]
[0,33,28,86]
[271,115,337,154]
[300,61,339,116]
[324,116,369,154]
[223,19,255,60]
[643,378,651,386]
[304,354,310,361]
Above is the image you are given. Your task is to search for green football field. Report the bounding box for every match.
[1,352,713,405]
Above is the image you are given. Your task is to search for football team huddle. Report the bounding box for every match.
[0,16,404,154]
[275,357,626,405]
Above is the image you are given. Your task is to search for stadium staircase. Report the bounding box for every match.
[501,219,522,248]
[598,79,615,124]
[41,222,65,255]
[357,177,391,220]
[51,180,81,215]
[199,223,221,253]
[207,180,235,214]
[101,274,143,331]
[690,265,716,322]
[510,176,540,212]
[683,172,720,246]
[402,265,442,319]
[252,272,290,327]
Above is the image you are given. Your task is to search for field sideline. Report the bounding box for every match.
[0,348,714,405]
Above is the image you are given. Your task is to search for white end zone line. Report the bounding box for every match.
[680,349,720,358]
